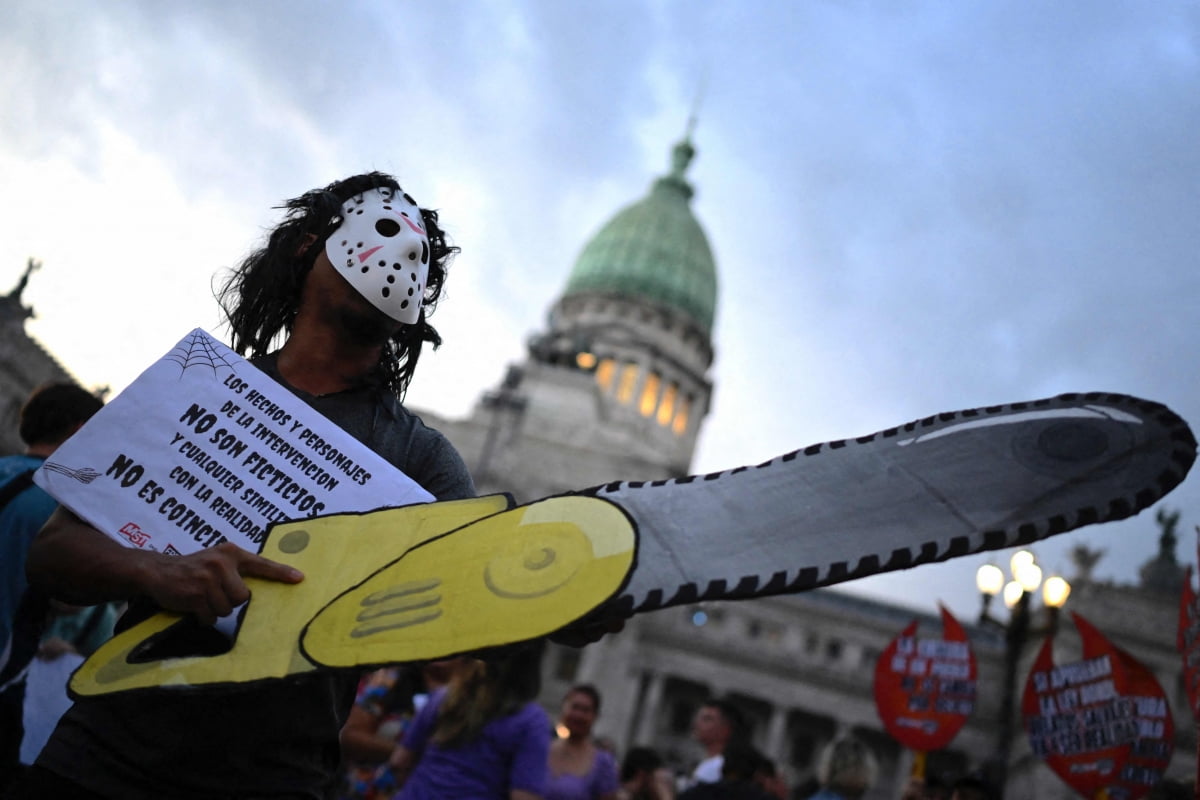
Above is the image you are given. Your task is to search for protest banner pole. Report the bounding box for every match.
[910,749,926,781]
[875,607,976,795]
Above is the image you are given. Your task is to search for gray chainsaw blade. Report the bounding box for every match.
[577,392,1195,619]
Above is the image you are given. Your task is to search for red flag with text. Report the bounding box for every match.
[873,605,976,751]
[1023,612,1173,799]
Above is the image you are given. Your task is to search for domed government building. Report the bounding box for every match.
[425,135,717,499]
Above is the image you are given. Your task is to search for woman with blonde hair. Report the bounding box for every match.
[806,737,877,800]
[387,643,551,800]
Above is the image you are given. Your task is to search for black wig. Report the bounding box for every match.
[217,171,458,398]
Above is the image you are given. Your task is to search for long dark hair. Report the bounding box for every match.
[19,382,104,446]
[432,641,545,747]
[216,171,459,398]
[563,683,601,714]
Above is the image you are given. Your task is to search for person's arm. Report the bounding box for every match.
[339,703,394,763]
[652,767,677,800]
[26,507,303,625]
[386,743,417,789]
[36,636,77,661]
[386,685,439,790]
[595,747,621,800]
[508,706,551,800]
[341,667,406,762]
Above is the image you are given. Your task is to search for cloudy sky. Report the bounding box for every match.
[2,0,1197,625]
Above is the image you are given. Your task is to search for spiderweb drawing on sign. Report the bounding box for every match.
[163,330,239,380]
[41,463,101,484]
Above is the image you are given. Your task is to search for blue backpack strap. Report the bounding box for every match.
[0,468,47,690]
[0,469,37,513]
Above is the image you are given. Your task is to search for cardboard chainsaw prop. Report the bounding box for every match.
[35,329,1196,698]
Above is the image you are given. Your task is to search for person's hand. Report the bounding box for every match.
[900,777,927,800]
[47,599,85,617]
[37,636,78,661]
[140,541,303,625]
[549,618,626,648]
[385,743,415,788]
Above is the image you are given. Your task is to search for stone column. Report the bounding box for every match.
[631,670,667,746]
[765,705,789,764]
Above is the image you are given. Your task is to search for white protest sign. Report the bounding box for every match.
[35,329,433,556]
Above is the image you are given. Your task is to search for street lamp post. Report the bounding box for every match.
[976,550,1071,799]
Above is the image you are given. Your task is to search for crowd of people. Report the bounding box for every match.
[328,660,1003,800]
[334,663,763,800]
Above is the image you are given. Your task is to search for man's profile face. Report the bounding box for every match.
[692,705,730,746]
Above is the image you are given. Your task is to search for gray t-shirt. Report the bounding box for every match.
[37,355,475,800]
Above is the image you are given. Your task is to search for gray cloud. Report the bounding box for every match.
[2,0,1197,618]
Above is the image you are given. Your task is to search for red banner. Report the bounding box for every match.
[874,605,976,751]
[1023,612,1173,799]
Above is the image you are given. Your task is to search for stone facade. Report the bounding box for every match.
[0,260,76,456]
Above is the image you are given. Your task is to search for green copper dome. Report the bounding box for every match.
[563,138,717,334]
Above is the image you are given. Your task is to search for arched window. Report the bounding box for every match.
[656,383,677,426]
[594,358,616,393]
[672,395,691,435]
[616,363,639,405]
[639,373,661,417]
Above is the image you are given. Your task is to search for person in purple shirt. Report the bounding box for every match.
[388,643,551,800]
[545,684,618,800]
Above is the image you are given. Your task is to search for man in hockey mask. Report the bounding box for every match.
[18,172,476,800]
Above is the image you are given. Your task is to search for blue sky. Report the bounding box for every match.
[2,0,1197,623]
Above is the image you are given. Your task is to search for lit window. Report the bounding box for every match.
[657,383,676,426]
[672,395,690,434]
[576,352,597,370]
[617,364,639,404]
[639,373,661,417]
[595,359,616,392]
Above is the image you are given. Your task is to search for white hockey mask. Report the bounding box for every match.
[325,187,430,325]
